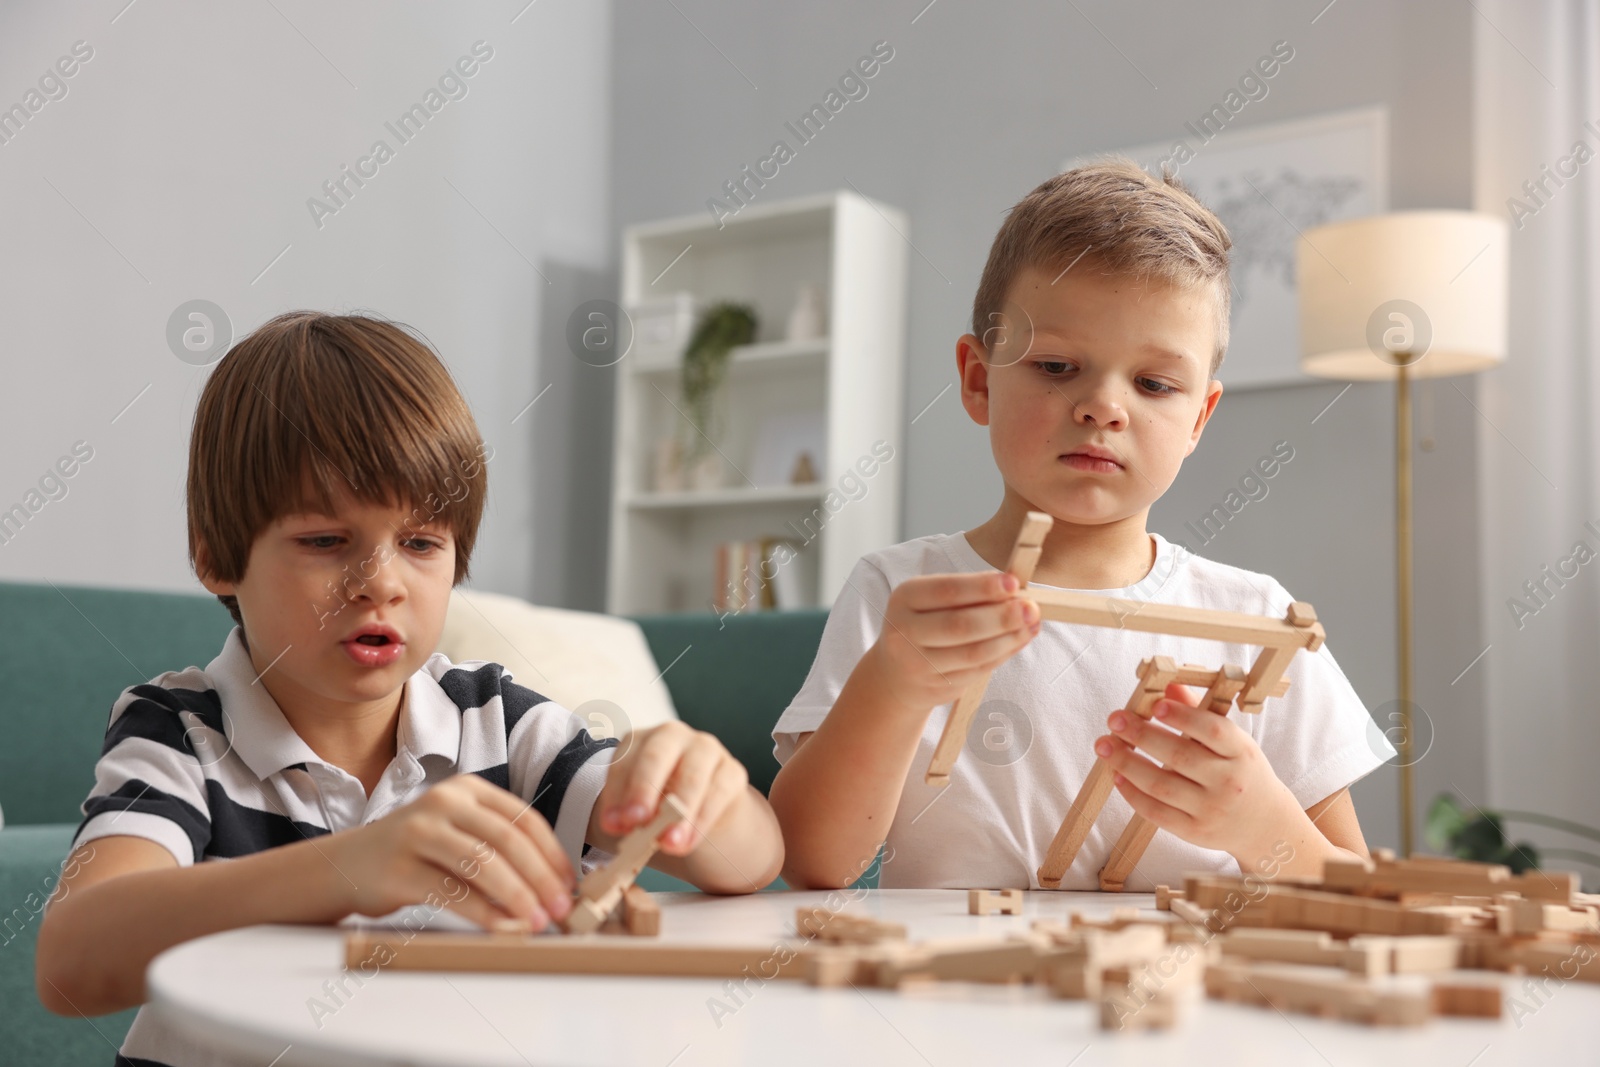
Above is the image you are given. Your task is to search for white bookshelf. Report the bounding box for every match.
[606,190,908,616]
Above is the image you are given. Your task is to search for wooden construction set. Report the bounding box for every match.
[346,849,1599,1031]
[922,511,1326,892]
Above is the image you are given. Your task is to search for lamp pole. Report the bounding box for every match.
[1396,359,1415,857]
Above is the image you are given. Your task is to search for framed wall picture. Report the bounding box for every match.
[1066,105,1389,391]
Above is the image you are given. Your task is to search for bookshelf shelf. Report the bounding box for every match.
[606,190,908,615]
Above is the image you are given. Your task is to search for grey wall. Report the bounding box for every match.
[0,0,613,606]
[611,0,1486,850]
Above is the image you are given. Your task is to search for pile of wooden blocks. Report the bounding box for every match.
[344,843,1597,1034]
[1156,848,1599,1026]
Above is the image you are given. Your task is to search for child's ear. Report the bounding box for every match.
[956,334,992,426]
[193,541,237,597]
[1186,379,1225,455]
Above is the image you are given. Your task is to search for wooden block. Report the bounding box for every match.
[795,906,906,944]
[1387,935,1461,973]
[1169,898,1213,929]
[968,888,1024,916]
[1154,885,1183,911]
[345,929,808,979]
[883,937,1041,986]
[1028,589,1322,651]
[566,794,687,933]
[1205,960,1431,1026]
[1432,982,1503,1018]
[621,885,660,937]
[924,511,1052,786]
[1237,644,1300,715]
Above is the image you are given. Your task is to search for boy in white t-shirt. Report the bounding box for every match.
[768,158,1394,891]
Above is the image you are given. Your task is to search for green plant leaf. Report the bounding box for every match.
[1425,792,1469,852]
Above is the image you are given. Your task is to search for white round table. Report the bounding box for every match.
[147,889,1590,1066]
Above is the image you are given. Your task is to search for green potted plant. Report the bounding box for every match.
[1427,791,1600,888]
[679,302,757,488]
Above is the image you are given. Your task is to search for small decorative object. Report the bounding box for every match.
[688,451,724,491]
[651,437,685,492]
[681,303,758,460]
[786,283,826,342]
[789,451,818,484]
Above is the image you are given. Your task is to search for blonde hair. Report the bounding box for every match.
[187,311,488,627]
[971,155,1233,377]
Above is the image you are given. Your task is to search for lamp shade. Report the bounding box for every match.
[1296,211,1509,380]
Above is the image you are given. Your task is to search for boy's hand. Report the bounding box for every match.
[595,722,749,855]
[869,572,1042,715]
[1096,682,1305,865]
[329,774,576,932]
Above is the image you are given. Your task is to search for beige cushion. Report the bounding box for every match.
[435,589,678,737]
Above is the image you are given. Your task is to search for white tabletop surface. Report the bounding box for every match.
[147,889,1595,1067]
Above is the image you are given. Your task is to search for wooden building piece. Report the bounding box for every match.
[1323,854,1577,905]
[346,929,809,980]
[621,885,660,937]
[968,888,1024,916]
[924,511,1053,786]
[1204,960,1432,1026]
[565,793,687,933]
[795,906,906,945]
[1037,656,1181,888]
[881,936,1042,986]
[1026,589,1325,654]
[1154,885,1184,911]
[1431,983,1503,1018]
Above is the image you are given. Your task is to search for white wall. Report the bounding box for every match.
[0,0,613,601]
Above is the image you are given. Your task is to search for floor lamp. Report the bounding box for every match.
[1295,211,1509,857]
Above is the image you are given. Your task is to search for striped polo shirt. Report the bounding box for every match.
[71,626,617,1067]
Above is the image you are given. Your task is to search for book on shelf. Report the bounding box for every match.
[712,536,818,613]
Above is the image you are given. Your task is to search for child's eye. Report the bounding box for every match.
[1140,378,1178,396]
[1035,360,1073,376]
[403,537,443,554]
[296,535,343,550]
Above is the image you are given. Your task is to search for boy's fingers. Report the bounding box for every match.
[476,786,577,886]
[1112,772,1193,837]
[439,876,517,932]
[900,572,1019,613]
[617,724,692,828]
[1152,700,1242,758]
[1105,711,1207,781]
[452,803,573,921]
[416,821,548,929]
[656,736,724,852]
[917,597,1037,651]
[931,618,1040,672]
[1095,734,1203,812]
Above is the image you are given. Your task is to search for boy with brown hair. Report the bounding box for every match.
[769,158,1394,891]
[37,311,783,1063]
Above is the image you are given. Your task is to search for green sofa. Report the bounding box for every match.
[0,580,828,1064]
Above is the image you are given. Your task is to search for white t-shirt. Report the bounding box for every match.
[772,530,1394,891]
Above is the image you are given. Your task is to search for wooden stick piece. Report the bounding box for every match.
[925,511,1053,786]
[346,929,807,979]
[565,793,687,933]
[1038,657,1179,888]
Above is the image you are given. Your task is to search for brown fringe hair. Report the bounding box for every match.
[187,311,488,627]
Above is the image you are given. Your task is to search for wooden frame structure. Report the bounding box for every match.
[921,512,1326,890]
